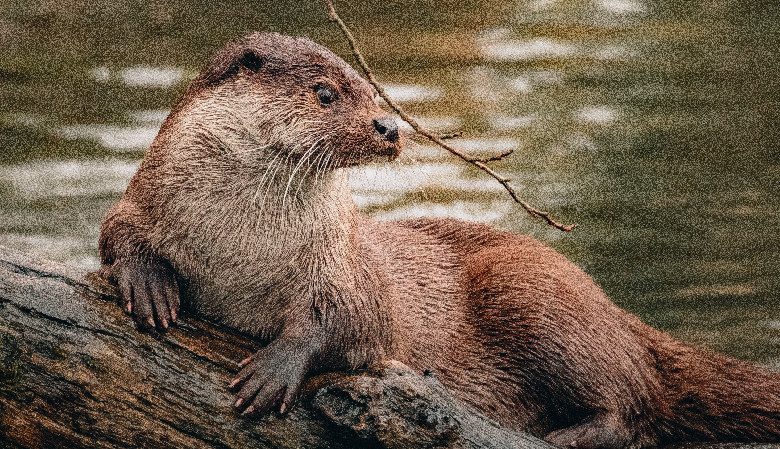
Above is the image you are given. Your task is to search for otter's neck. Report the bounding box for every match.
[249,167,359,263]
[144,117,362,290]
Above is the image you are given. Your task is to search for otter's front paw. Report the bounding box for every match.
[112,258,180,330]
[229,340,309,416]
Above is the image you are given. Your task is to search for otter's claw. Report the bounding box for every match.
[114,258,180,331]
[230,341,308,416]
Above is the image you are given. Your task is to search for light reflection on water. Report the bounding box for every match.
[60,124,159,151]
[0,0,778,367]
[1,159,138,199]
[481,35,578,61]
[381,84,444,102]
[90,65,189,88]
[596,0,646,15]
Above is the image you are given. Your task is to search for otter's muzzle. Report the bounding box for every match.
[373,116,400,143]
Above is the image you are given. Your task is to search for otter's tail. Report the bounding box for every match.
[651,335,780,443]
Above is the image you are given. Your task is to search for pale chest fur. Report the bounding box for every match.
[146,167,361,338]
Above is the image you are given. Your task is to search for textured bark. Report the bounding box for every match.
[0,245,550,449]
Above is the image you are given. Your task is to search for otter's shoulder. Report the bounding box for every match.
[390,217,536,249]
[388,216,579,270]
[394,217,600,295]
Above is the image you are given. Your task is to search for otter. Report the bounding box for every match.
[99,32,780,448]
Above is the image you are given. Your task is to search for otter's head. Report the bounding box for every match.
[182,32,402,170]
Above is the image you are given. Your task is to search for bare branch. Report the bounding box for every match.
[437,131,463,140]
[408,130,462,145]
[323,0,576,232]
[475,149,515,164]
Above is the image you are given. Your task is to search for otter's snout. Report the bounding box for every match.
[373,116,400,143]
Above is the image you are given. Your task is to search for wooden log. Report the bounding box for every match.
[0,245,551,449]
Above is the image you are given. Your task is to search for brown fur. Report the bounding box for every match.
[99,32,780,448]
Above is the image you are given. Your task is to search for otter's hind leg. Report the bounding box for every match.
[544,413,649,449]
[463,244,663,448]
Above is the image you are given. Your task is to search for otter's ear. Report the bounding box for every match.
[196,49,265,88]
[223,50,265,78]
[237,51,264,72]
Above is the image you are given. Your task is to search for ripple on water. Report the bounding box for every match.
[509,70,565,93]
[381,84,443,102]
[352,193,399,209]
[372,200,512,223]
[481,36,578,61]
[0,233,100,270]
[574,105,619,124]
[349,163,462,194]
[488,114,537,130]
[591,45,635,59]
[465,65,565,100]
[89,65,188,88]
[128,109,171,125]
[448,137,521,156]
[349,163,505,197]
[60,124,159,151]
[0,159,138,199]
[674,284,757,299]
[397,116,462,132]
[596,0,646,15]
[479,27,635,63]
[528,0,558,11]
[403,142,524,163]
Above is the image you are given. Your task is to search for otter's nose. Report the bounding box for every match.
[373,116,399,142]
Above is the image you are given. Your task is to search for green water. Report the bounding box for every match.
[1,0,778,366]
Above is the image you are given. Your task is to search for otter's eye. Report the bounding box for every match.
[315,85,335,105]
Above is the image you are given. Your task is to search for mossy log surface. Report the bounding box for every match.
[0,245,552,449]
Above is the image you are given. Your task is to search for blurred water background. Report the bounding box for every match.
[1,0,778,366]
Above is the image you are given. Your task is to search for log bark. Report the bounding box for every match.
[0,245,551,449]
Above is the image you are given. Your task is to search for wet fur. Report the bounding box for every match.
[100,32,780,447]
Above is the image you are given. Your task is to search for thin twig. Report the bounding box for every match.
[476,149,514,164]
[438,131,463,140]
[324,0,576,232]
[408,131,461,145]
